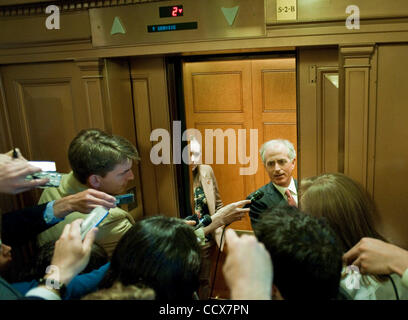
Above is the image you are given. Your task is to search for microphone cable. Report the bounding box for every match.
[387,275,399,300]
[209,224,228,299]
[209,191,263,298]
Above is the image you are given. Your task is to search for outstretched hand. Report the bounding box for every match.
[53,188,117,219]
[223,229,272,300]
[0,152,48,194]
[214,199,251,226]
[47,219,98,286]
[343,237,408,276]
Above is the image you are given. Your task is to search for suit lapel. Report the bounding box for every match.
[266,183,287,206]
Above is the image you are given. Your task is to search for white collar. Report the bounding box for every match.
[272,177,297,197]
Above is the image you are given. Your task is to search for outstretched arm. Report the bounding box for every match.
[52,189,117,219]
[343,237,408,277]
[205,199,251,250]
[2,189,116,246]
[223,229,272,300]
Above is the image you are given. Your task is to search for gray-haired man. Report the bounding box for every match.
[247,139,297,227]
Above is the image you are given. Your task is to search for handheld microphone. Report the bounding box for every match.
[194,215,212,230]
[115,193,134,205]
[243,190,264,208]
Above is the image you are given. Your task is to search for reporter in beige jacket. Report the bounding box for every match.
[37,129,139,257]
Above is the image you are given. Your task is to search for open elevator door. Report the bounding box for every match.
[181,54,297,298]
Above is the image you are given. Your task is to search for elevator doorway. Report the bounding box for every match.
[177,55,297,299]
[181,56,298,232]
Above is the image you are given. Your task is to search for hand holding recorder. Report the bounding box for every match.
[0,151,49,194]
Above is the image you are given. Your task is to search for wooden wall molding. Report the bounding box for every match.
[298,47,339,180]
[0,74,12,152]
[130,57,179,217]
[315,67,339,174]
[339,44,375,188]
[76,58,106,129]
[76,58,104,73]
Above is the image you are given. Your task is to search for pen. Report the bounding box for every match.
[12,148,18,159]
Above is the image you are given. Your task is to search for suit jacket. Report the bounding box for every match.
[247,179,298,228]
[37,172,135,257]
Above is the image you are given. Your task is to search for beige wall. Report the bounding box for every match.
[298,44,408,249]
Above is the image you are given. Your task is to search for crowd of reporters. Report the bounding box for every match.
[1,132,408,301]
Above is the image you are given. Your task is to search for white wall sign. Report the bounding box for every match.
[276,0,297,21]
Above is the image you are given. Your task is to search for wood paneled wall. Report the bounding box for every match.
[0,60,99,208]
[372,45,408,248]
[299,44,408,249]
[0,58,145,219]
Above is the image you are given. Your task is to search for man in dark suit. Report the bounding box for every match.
[247,139,298,227]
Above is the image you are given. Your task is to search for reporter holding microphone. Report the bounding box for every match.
[187,137,251,299]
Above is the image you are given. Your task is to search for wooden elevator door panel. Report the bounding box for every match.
[183,59,254,231]
[252,58,297,189]
[0,61,93,207]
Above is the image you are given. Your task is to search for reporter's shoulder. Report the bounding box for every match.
[38,186,60,204]
[38,173,70,204]
[104,207,135,223]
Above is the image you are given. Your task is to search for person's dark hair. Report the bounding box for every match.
[254,205,343,300]
[68,129,140,184]
[99,215,201,300]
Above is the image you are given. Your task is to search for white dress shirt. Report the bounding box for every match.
[272,177,298,205]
